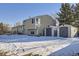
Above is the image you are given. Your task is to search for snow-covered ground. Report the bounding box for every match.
[0,35,63,42]
[0,35,79,56]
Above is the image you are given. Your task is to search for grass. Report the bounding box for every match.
[0,50,8,56]
[23,52,42,56]
[0,50,42,56]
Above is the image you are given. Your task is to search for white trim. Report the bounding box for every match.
[44,28,46,36]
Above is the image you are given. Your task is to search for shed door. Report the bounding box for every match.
[46,28,52,36]
[54,30,57,37]
[59,27,68,37]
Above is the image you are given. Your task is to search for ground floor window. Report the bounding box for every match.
[31,31,34,34]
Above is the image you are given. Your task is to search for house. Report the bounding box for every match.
[23,15,59,36]
[12,25,23,34]
[45,24,78,38]
[17,25,24,34]
[11,27,17,34]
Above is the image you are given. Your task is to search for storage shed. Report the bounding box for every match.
[59,25,78,38]
[45,25,78,38]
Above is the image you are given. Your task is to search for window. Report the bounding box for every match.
[36,18,38,23]
[32,18,35,24]
[35,18,40,25]
[31,31,34,34]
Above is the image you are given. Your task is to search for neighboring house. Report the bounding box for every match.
[45,24,78,38]
[12,25,23,34]
[11,27,17,34]
[17,25,24,34]
[23,15,59,36]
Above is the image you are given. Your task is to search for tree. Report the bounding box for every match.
[73,3,79,35]
[0,22,11,34]
[57,3,74,25]
[0,22,4,34]
[74,3,79,27]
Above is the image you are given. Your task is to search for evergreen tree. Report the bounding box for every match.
[73,3,79,34]
[74,3,79,27]
[70,4,76,26]
[57,3,74,25]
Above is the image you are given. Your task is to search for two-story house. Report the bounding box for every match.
[23,15,59,36]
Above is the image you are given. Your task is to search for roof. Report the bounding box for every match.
[12,25,23,29]
[60,24,77,28]
[23,15,59,25]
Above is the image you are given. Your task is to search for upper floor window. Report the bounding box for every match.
[35,18,40,25]
[36,18,38,23]
[32,18,40,25]
[32,18,35,24]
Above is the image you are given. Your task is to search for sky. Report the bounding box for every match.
[0,3,61,26]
